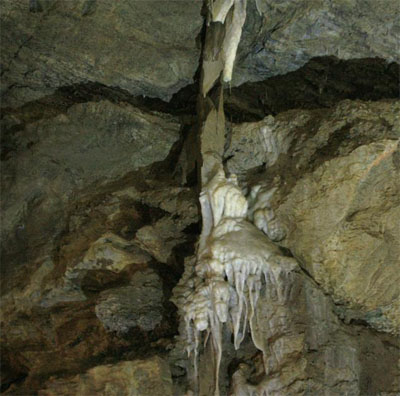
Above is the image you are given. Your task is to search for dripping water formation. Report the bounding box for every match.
[1,0,399,394]
[172,1,301,394]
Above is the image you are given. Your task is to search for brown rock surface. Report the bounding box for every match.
[237,270,400,395]
[184,258,400,395]
[225,99,400,334]
[0,99,199,394]
[38,357,173,396]
[1,100,180,293]
[1,1,399,394]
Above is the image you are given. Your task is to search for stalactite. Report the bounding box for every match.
[221,0,247,83]
[203,0,247,96]
[172,1,297,394]
[173,168,297,395]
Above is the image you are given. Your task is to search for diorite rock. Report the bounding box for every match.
[0,0,203,107]
[38,357,173,396]
[225,99,400,335]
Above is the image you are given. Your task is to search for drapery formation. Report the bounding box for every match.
[172,1,299,395]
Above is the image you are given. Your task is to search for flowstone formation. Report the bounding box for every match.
[173,169,297,395]
[172,1,297,394]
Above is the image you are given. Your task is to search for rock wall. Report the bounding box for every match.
[225,99,400,335]
[1,0,203,107]
[1,0,399,395]
[234,0,400,86]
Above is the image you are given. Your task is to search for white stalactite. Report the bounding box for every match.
[211,0,234,23]
[172,167,297,395]
[221,0,247,83]
[172,2,298,394]
[209,0,247,84]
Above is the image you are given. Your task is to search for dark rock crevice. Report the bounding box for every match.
[225,56,400,122]
[1,2,399,393]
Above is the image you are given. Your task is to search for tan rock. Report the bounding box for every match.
[226,99,400,334]
[39,357,173,396]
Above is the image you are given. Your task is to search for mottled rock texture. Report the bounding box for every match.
[0,0,203,107]
[234,0,400,86]
[38,357,173,396]
[0,99,199,394]
[193,269,400,395]
[225,99,400,335]
[1,0,400,395]
[95,269,164,333]
[1,100,180,291]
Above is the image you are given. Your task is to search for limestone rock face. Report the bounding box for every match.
[182,240,400,396]
[233,0,400,86]
[0,0,203,107]
[95,269,164,333]
[38,357,173,396]
[1,100,179,289]
[233,270,400,395]
[0,99,199,394]
[1,1,399,394]
[225,99,400,334]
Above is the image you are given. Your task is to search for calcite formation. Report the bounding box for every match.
[173,168,297,394]
[225,99,400,335]
[1,0,399,394]
[202,0,247,95]
[173,2,298,394]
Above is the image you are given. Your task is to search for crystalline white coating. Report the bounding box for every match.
[222,0,247,83]
[248,185,286,242]
[211,0,235,23]
[171,2,298,393]
[172,166,297,395]
[209,0,247,84]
